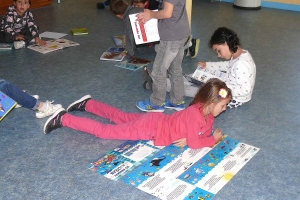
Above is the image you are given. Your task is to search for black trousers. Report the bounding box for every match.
[0,26,34,44]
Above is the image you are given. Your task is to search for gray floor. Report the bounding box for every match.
[1,0,300,199]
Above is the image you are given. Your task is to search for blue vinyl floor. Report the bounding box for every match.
[1,0,300,199]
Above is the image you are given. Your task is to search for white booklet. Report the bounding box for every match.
[27,39,79,54]
[129,13,160,45]
[192,66,227,83]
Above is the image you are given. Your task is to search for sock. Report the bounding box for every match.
[38,102,48,112]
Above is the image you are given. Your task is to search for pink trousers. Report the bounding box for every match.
[62,99,160,140]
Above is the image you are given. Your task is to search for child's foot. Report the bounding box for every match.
[36,101,63,119]
[67,95,91,112]
[136,99,165,112]
[189,38,200,58]
[142,67,153,90]
[44,108,66,134]
[165,100,185,111]
[13,41,26,50]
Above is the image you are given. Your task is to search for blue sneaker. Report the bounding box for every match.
[165,100,185,111]
[136,100,165,112]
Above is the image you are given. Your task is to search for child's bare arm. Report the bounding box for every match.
[35,37,46,45]
[197,62,206,69]
[137,2,174,23]
[213,128,223,142]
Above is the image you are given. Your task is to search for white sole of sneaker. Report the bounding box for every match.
[165,106,185,111]
[67,95,91,112]
[43,107,65,134]
[136,104,164,113]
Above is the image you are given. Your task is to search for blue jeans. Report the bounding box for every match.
[150,37,188,106]
[0,78,39,110]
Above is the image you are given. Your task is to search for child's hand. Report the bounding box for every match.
[197,62,206,69]
[173,138,187,148]
[15,35,25,41]
[137,9,151,23]
[213,128,223,142]
[35,37,46,45]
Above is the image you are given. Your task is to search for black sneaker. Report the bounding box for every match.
[44,108,66,134]
[67,95,91,112]
[142,67,153,90]
[189,38,200,58]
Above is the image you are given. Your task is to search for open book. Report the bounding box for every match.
[115,57,152,71]
[192,66,227,83]
[0,91,17,121]
[129,13,160,45]
[100,47,126,61]
[27,39,79,54]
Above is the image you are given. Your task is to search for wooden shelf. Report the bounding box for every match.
[0,0,53,15]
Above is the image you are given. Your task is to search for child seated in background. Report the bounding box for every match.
[197,27,256,108]
[0,0,46,49]
[110,0,146,60]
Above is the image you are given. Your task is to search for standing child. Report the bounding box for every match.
[0,0,46,49]
[132,0,199,58]
[0,78,62,118]
[136,0,191,112]
[197,27,256,108]
[44,79,232,149]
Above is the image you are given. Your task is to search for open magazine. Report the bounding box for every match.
[0,91,17,121]
[192,66,227,83]
[129,13,160,45]
[27,39,79,54]
[88,137,260,200]
[100,47,126,61]
[115,57,152,71]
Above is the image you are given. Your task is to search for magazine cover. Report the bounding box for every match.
[27,39,80,54]
[0,91,17,121]
[112,35,126,47]
[100,47,126,61]
[71,28,89,35]
[129,13,160,45]
[89,137,260,200]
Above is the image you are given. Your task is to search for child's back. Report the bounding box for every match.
[123,5,144,57]
[110,0,144,57]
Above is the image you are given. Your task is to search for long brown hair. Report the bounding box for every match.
[190,78,232,108]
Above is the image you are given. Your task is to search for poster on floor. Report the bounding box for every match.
[88,137,260,200]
